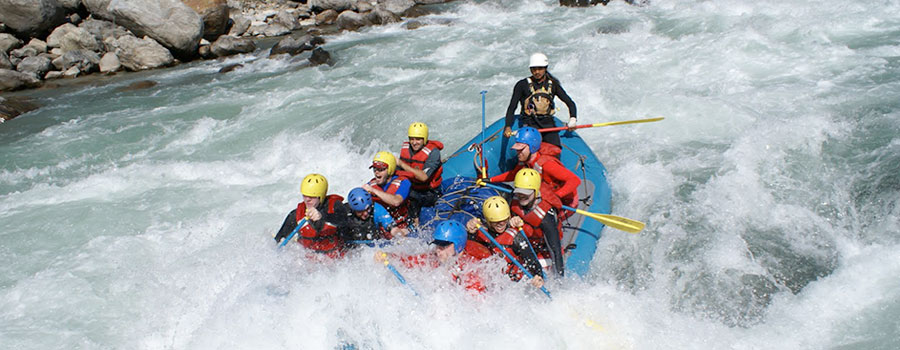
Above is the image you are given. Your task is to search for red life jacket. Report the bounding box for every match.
[474,224,530,280]
[511,192,562,241]
[396,242,489,293]
[526,146,579,208]
[397,140,444,191]
[367,176,409,229]
[295,194,344,255]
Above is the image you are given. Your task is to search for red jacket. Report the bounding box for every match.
[489,143,581,205]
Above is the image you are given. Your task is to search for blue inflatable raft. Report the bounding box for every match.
[420,117,612,277]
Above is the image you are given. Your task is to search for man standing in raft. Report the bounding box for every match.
[502,52,578,149]
[274,174,346,257]
[395,122,443,227]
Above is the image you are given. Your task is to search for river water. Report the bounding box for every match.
[2,0,898,349]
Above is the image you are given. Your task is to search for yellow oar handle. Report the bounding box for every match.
[591,116,664,128]
[562,206,645,234]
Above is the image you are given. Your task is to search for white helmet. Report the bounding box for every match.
[529,53,549,68]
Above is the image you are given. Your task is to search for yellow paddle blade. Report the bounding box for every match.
[575,209,645,234]
[592,117,664,128]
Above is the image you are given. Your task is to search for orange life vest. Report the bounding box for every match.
[397,140,444,191]
[295,194,344,255]
[368,176,409,229]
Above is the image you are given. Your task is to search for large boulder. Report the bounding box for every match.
[336,10,367,31]
[182,0,229,41]
[86,0,202,58]
[79,18,131,43]
[47,23,103,52]
[309,0,354,12]
[51,49,100,73]
[0,68,41,91]
[274,10,301,31]
[0,0,67,38]
[0,33,23,53]
[16,56,52,77]
[315,9,339,25]
[105,35,174,71]
[209,35,256,57]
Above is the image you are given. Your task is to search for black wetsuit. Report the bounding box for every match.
[273,203,347,244]
[504,73,577,148]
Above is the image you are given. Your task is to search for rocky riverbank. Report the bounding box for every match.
[0,0,462,121]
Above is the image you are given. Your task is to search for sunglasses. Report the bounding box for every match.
[370,162,388,171]
[432,240,452,247]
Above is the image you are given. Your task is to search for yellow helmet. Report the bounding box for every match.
[408,122,428,142]
[300,173,328,199]
[514,168,542,196]
[371,151,397,176]
[482,196,511,222]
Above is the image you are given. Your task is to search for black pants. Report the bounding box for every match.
[521,114,561,148]
[407,188,441,220]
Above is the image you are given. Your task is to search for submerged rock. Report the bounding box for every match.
[116,80,157,92]
[308,47,332,66]
[0,95,40,121]
[270,35,316,56]
[218,63,243,73]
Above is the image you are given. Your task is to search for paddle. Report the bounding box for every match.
[535,117,664,133]
[278,217,308,247]
[477,225,552,299]
[475,180,645,234]
[378,252,419,296]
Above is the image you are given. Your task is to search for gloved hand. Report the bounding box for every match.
[567,117,577,131]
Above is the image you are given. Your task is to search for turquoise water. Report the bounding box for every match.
[2,0,899,348]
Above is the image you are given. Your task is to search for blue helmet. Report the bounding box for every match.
[432,220,467,254]
[515,126,541,154]
[347,187,372,211]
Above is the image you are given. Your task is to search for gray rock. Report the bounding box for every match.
[308,47,331,66]
[0,33,23,53]
[48,48,64,58]
[52,49,100,73]
[67,13,82,25]
[99,52,120,73]
[0,0,67,38]
[26,39,48,54]
[47,23,103,52]
[16,56,52,77]
[45,70,63,79]
[79,18,131,43]
[336,10,367,31]
[228,15,251,36]
[263,23,291,37]
[379,0,415,15]
[62,65,80,78]
[274,10,300,30]
[0,51,11,69]
[58,0,81,10]
[105,0,203,58]
[316,9,339,25]
[183,0,229,41]
[270,35,315,56]
[106,35,174,71]
[0,68,41,91]
[355,0,374,13]
[209,35,256,57]
[198,44,213,58]
[82,0,113,20]
[366,8,401,25]
[309,0,355,12]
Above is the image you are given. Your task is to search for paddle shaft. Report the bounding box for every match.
[478,181,644,234]
[384,260,419,296]
[537,117,664,133]
[478,227,552,299]
[278,217,308,247]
